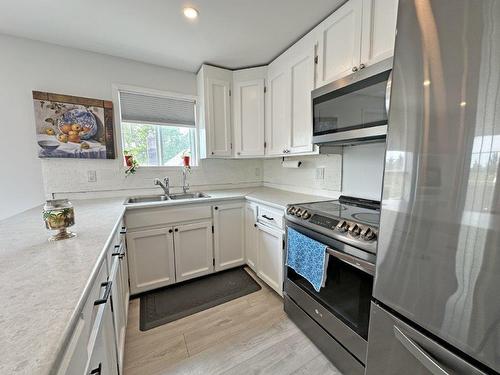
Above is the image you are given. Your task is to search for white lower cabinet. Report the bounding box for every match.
[256,222,284,296]
[109,253,127,372]
[244,203,259,272]
[213,202,245,271]
[127,227,176,295]
[174,221,214,282]
[85,283,119,375]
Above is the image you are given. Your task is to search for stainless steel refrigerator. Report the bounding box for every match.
[366,0,500,374]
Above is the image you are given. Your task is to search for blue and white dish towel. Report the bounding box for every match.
[286,227,329,292]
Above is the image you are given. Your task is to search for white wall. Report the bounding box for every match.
[263,154,343,197]
[0,34,263,212]
[342,142,386,200]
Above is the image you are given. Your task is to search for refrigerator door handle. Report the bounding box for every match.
[394,326,450,375]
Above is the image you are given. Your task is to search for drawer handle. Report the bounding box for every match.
[262,215,275,221]
[90,363,102,375]
[112,244,125,259]
[94,281,112,305]
[214,206,218,210]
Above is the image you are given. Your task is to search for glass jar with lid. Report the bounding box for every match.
[43,199,76,241]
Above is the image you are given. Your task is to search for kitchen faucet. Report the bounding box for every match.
[154,177,170,195]
[182,167,190,193]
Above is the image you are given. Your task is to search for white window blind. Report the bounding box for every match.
[119,91,196,127]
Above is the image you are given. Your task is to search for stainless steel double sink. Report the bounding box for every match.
[125,192,210,204]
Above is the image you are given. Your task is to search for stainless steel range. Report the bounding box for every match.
[284,195,380,375]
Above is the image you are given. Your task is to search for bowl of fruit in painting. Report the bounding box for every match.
[59,109,98,141]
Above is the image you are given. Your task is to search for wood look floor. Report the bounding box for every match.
[123,269,341,375]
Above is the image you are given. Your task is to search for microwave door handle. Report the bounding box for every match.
[326,247,375,276]
[385,71,392,114]
[394,326,450,375]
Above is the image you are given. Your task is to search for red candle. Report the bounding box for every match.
[183,155,190,167]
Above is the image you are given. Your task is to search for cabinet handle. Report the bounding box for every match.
[168,229,173,233]
[94,282,112,306]
[211,152,215,155]
[352,66,359,72]
[90,363,102,375]
[214,206,218,210]
[359,63,366,69]
[254,223,257,228]
[262,215,275,221]
[174,228,179,232]
[237,152,241,155]
[120,226,127,235]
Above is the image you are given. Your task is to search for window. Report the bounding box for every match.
[119,89,197,167]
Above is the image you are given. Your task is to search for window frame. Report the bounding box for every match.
[112,84,199,169]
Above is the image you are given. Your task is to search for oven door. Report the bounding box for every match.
[312,58,392,145]
[284,221,375,364]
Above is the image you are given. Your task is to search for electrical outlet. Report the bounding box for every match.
[315,167,325,180]
[87,170,97,182]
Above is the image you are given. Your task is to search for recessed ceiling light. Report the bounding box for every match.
[460,101,467,107]
[423,80,431,87]
[183,7,199,19]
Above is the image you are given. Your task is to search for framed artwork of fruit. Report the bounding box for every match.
[32,91,116,159]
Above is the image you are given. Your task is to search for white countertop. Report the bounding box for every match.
[0,187,329,374]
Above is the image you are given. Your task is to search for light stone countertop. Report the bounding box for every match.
[0,187,331,374]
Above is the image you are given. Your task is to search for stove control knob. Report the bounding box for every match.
[361,227,376,241]
[295,209,303,216]
[336,220,349,232]
[287,206,296,215]
[348,224,361,236]
[301,211,311,219]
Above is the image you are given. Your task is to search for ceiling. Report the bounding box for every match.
[0,0,343,72]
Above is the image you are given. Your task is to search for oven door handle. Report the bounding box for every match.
[326,247,375,276]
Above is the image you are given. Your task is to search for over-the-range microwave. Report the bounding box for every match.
[312,58,392,146]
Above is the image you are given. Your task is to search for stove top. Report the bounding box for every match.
[285,196,380,254]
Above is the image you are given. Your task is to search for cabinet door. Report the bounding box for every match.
[109,256,126,373]
[361,0,398,67]
[316,0,363,86]
[289,45,316,153]
[207,77,232,157]
[265,66,291,155]
[174,221,214,282]
[85,283,118,375]
[127,227,175,294]
[233,79,265,157]
[257,223,284,296]
[244,203,258,272]
[213,203,245,271]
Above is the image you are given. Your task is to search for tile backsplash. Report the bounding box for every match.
[263,154,342,198]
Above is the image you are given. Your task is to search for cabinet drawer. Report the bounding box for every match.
[125,205,212,229]
[257,205,284,230]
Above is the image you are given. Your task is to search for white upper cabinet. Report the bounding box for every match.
[316,0,363,86]
[265,63,291,156]
[361,0,399,67]
[196,0,397,159]
[173,221,214,283]
[316,0,398,87]
[233,67,266,157]
[289,44,316,154]
[198,65,233,158]
[265,35,317,156]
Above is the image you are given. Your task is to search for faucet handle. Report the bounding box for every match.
[164,177,169,184]
[154,178,160,185]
